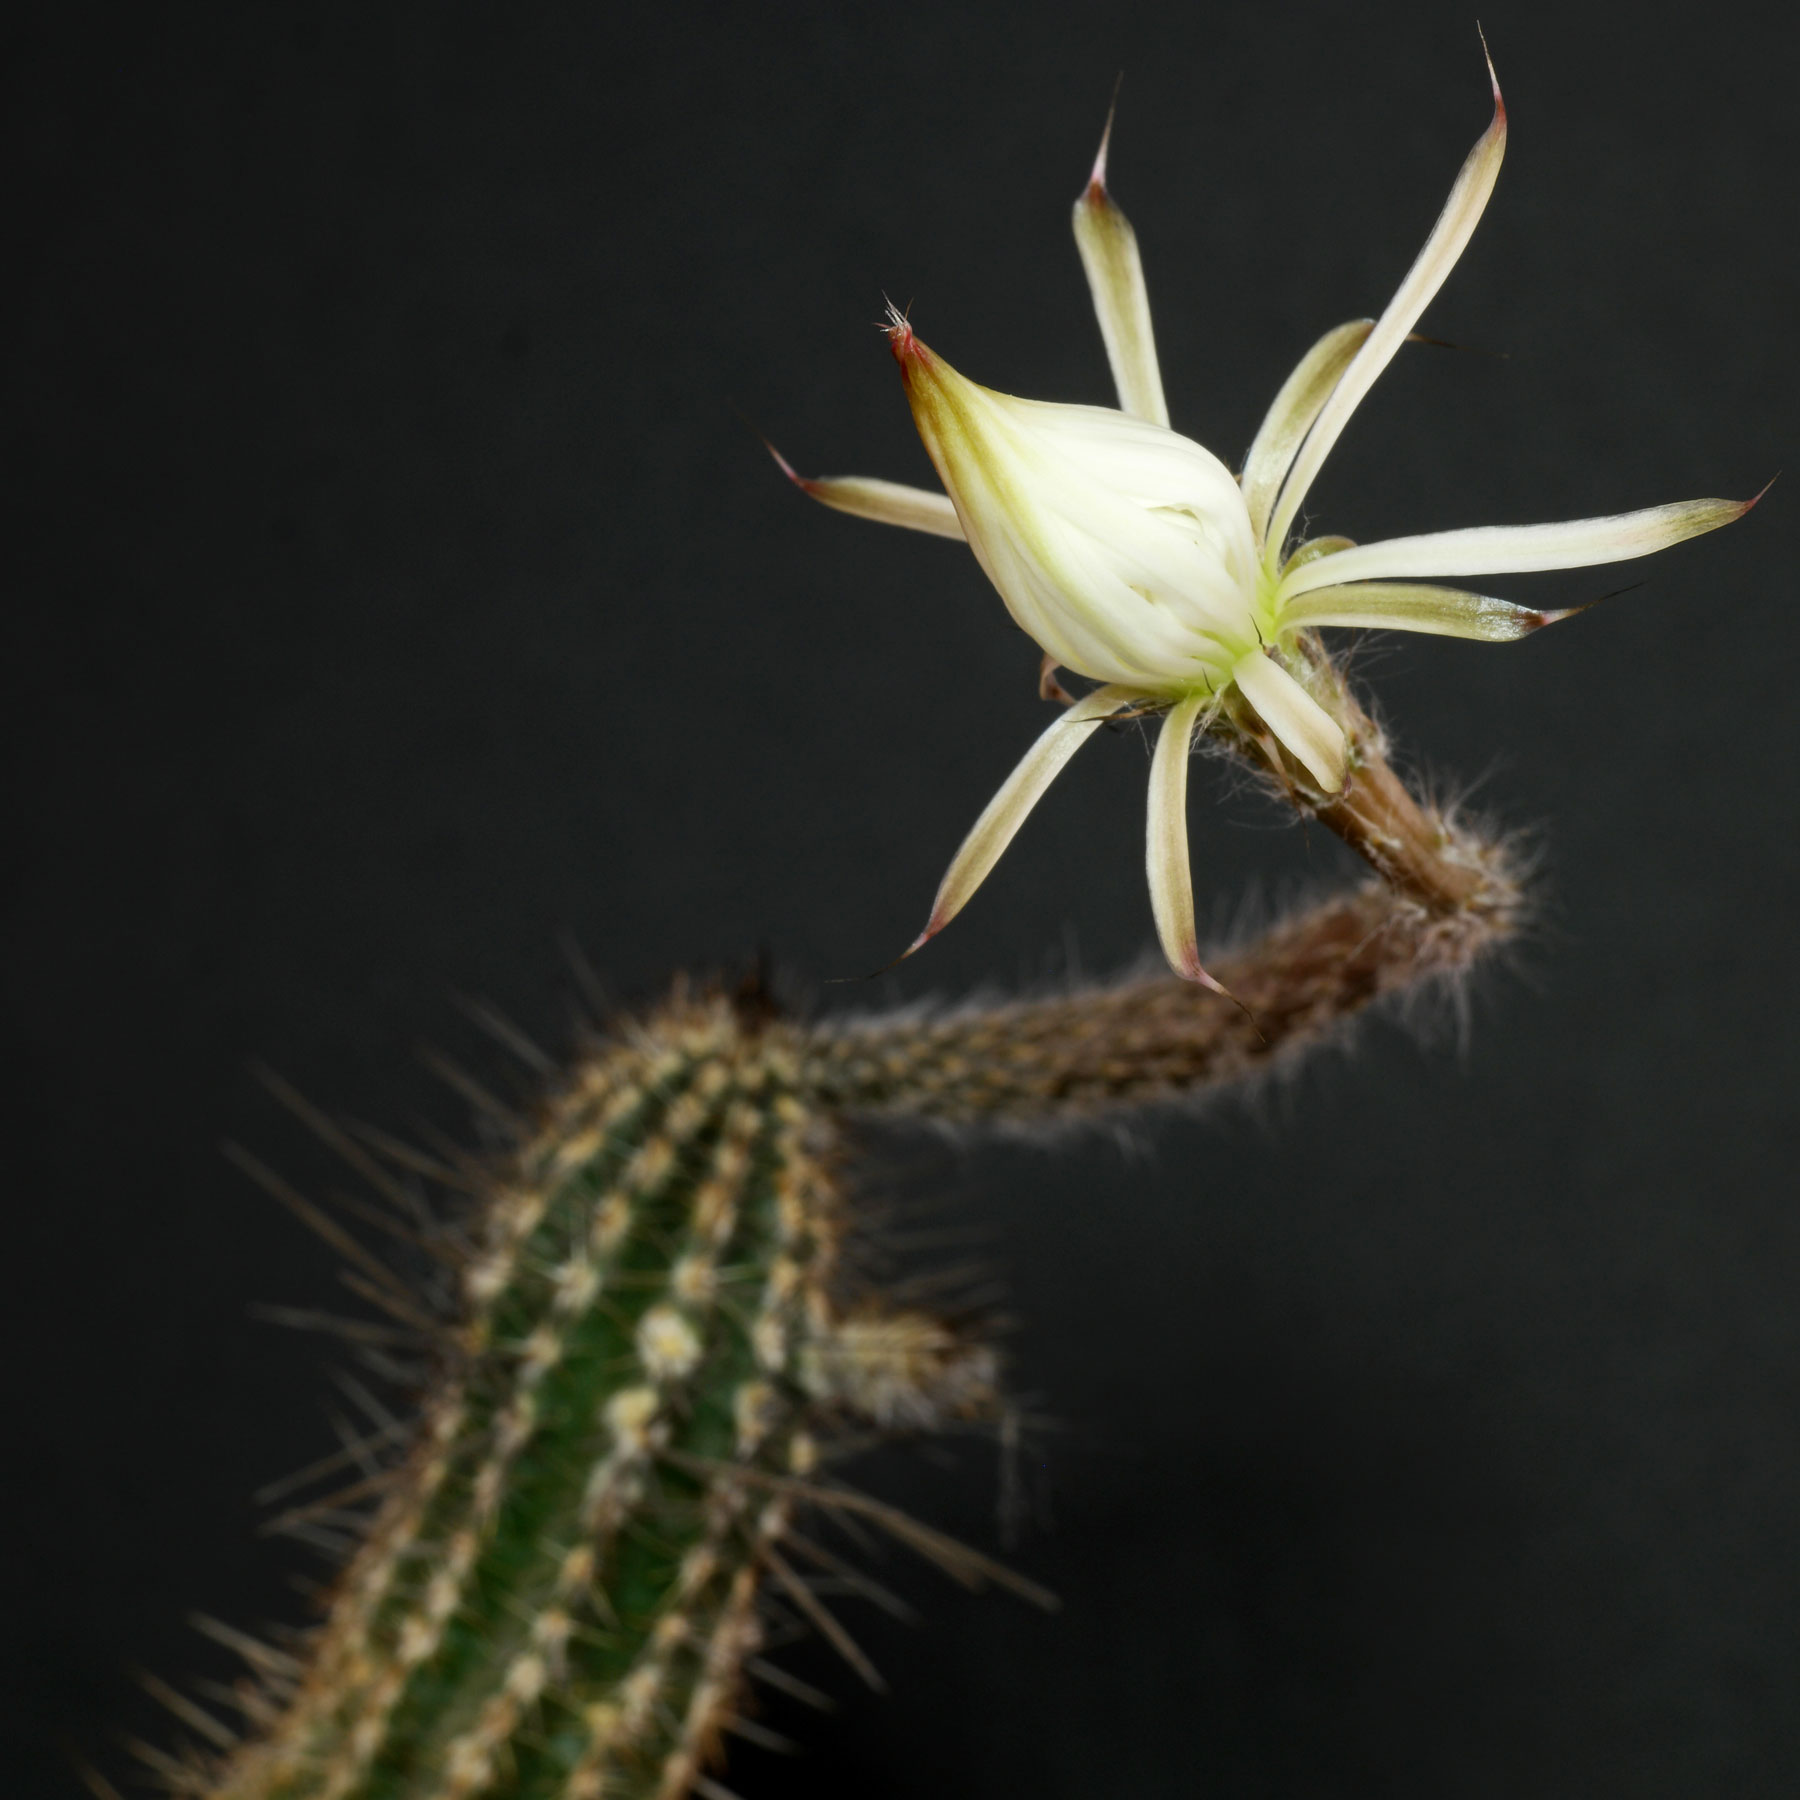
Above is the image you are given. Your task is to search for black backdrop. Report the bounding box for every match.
[10,3,1800,1794]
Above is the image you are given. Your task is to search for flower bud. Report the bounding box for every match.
[887,313,1265,696]
[776,56,1757,987]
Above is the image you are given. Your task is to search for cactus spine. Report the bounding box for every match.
[144,781,1517,1800]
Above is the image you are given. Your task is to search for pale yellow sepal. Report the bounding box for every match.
[1231,652,1347,792]
[1280,582,1564,641]
[1263,45,1507,563]
[764,439,965,539]
[905,684,1139,959]
[1146,691,1219,988]
[1278,495,1758,598]
[1072,102,1170,428]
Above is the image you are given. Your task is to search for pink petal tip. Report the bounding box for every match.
[880,299,927,369]
[1742,474,1779,514]
[1084,73,1125,197]
[1476,23,1506,124]
[761,435,817,495]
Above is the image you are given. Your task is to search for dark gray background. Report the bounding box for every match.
[8,2,1799,1794]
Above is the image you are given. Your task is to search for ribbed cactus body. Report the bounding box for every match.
[205,1004,999,1800]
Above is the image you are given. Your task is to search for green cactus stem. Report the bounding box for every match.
[186,1003,1019,1800]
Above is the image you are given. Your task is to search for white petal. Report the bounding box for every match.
[1231,650,1347,792]
[1277,495,1758,599]
[1145,690,1221,987]
[1240,320,1373,553]
[766,440,965,539]
[997,396,1241,519]
[1279,581,1571,641]
[905,684,1139,957]
[1071,106,1169,427]
[1264,54,1506,560]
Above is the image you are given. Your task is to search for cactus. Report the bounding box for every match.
[182,998,1019,1800]
[114,736,1520,1800]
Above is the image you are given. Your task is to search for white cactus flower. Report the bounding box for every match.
[774,50,1756,987]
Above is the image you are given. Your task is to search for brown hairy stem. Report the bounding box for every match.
[807,657,1521,1126]
[1316,747,1491,912]
[805,860,1513,1124]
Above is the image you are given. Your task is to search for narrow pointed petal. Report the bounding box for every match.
[1240,320,1373,552]
[765,439,965,539]
[1278,494,1759,599]
[1280,581,1573,641]
[1072,106,1170,427]
[906,684,1138,957]
[1146,690,1221,987]
[1264,53,1507,560]
[1232,650,1347,792]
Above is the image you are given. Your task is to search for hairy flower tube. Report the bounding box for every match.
[773,51,1755,987]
